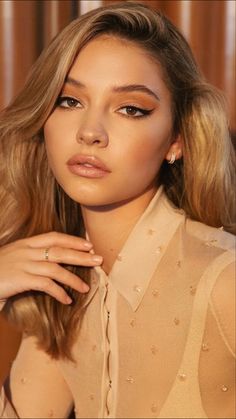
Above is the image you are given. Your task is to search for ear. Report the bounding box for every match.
[165,134,183,163]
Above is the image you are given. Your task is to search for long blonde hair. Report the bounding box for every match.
[0,1,235,359]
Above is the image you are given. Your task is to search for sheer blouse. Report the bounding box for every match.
[0,188,235,418]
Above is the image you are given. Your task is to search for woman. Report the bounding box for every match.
[0,2,235,418]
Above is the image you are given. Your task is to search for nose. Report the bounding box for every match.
[76,117,109,148]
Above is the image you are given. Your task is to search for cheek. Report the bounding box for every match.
[125,130,170,174]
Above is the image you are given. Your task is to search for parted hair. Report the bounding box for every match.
[0,1,235,359]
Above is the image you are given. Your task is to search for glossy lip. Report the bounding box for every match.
[66,154,111,179]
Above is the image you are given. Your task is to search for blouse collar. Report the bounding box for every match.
[84,187,184,311]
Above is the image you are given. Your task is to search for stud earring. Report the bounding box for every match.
[168,153,176,164]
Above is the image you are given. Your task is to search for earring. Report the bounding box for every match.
[168,153,176,165]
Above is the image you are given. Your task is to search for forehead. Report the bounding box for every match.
[67,35,169,97]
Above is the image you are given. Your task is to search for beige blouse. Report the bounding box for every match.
[0,188,235,418]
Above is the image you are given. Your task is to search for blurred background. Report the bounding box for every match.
[0,0,235,132]
[0,0,235,399]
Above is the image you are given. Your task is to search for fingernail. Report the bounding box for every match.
[82,283,90,292]
[92,255,103,263]
[65,296,72,304]
[84,241,93,248]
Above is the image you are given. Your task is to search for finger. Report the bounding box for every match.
[25,274,73,305]
[22,232,93,251]
[27,262,90,293]
[30,247,103,266]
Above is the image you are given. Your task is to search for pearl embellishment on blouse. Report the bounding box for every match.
[202,342,209,351]
[151,403,158,413]
[152,289,159,297]
[190,285,197,295]
[150,345,158,355]
[126,376,135,384]
[178,373,187,381]
[133,285,142,293]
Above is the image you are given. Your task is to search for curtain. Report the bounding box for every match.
[0,0,235,130]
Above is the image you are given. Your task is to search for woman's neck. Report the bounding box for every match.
[81,188,157,275]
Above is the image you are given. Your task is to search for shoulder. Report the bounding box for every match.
[163,197,235,276]
[163,194,235,253]
[178,217,235,274]
[185,219,235,297]
[185,218,235,253]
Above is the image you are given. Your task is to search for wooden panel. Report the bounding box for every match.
[0,0,38,107]
[0,0,234,128]
[78,0,102,15]
[43,0,74,46]
[0,0,74,108]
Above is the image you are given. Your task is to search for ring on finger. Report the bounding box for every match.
[44,248,50,261]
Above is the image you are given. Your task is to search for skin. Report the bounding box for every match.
[44,35,182,273]
[0,233,103,304]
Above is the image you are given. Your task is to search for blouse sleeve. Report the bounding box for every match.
[209,261,235,358]
[1,335,73,418]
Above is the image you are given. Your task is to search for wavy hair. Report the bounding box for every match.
[0,1,235,359]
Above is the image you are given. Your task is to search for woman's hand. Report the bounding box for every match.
[0,232,102,304]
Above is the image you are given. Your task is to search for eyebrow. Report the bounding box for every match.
[65,76,160,101]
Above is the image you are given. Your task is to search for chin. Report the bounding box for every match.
[59,178,154,209]
[62,186,115,207]
[62,185,136,209]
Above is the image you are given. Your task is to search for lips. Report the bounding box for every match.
[66,154,111,178]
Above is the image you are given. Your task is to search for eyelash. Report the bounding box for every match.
[118,106,153,119]
[56,96,153,119]
[56,96,81,109]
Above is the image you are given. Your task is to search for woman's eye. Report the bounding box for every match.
[118,106,153,118]
[56,96,82,108]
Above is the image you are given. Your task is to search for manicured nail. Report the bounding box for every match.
[65,296,72,304]
[82,283,90,292]
[84,241,93,248]
[92,255,103,263]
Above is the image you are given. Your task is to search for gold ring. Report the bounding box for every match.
[44,248,49,261]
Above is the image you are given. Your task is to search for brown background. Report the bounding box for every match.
[0,0,235,130]
[0,0,235,396]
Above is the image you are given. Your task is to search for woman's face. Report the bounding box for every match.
[44,35,181,208]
